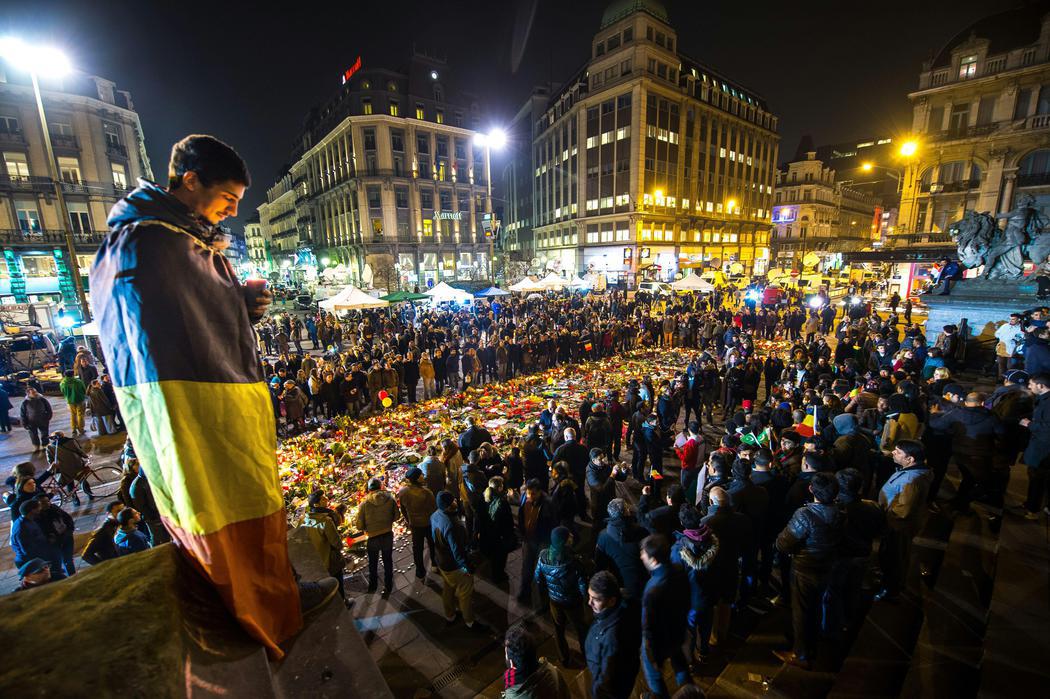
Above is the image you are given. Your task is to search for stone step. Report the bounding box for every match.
[827,511,955,698]
[977,509,1050,695]
[897,510,997,698]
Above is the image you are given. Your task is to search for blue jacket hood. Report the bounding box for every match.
[106,179,218,242]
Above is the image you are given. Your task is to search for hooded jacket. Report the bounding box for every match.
[670,527,720,612]
[354,490,399,537]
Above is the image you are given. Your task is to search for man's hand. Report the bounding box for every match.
[1020,418,1031,428]
[642,485,651,496]
[245,286,273,324]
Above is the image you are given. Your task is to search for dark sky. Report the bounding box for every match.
[7,0,1017,227]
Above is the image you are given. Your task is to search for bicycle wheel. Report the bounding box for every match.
[83,466,123,499]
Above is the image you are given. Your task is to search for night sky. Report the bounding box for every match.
[6,0,1014,228]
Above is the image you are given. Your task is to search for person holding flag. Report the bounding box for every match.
[91,135,336,659]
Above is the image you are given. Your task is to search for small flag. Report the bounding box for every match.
[584,342,593,351]
[796,406,818,438]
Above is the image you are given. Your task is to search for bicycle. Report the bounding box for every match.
[37,462,123,509]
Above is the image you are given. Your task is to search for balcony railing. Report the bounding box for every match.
[59,179,133,197]
[1027,114,1050,130]
[50,133,79,151]
[1017,172,1050,188]
[886,231,953,247]
[926,123,998,142]
[0,174,55,194]
[105,142,128,159]
[0,228,108,246]
[0,130,27,147]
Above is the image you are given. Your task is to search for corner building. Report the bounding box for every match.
[260,52,494,288]
[531,0,779,284]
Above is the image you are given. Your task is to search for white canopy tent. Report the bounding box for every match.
[508,277,545,293]
[671,273,715,292]
[318,285,389,311]
[424,282,474,304]
[538,272,568,289]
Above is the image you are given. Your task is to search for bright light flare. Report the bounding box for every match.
[56,315,75,328]
[861,162,873,172]
[899,140,918,157]
[808,297,823,309]
[0,37,71,77]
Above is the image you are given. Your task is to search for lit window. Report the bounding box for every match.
[389,102,400,117]
[617,127,628,140]
[643,193,653,205]
[415,104,425,119]
[362,99,373,115]
[681,198,689,209]
[586,199,599,211]
[436,111,444,124]
[666,196,676,208]
[719,147,726,158]
[601,132,613,144]
[600,196,613,208]
[587,136,598,148]
[959,57,977,80]
[615,194,630,206]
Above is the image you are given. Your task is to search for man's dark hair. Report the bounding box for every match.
[168,135,250,190]
[708,451,729,478]
[504,624,538,676]
[307,489,325,508]
[753,448,773,468]
[894,439,925,465]
[802,453,824,472]
[116,508,137,527]
[836,468,863,498]
[588,570,621,601]
[641,534,671,564]
[106,501,124,514]
[810,472,839,504]
[666,484,685,508]
[1031,372,1050,389]
[525,478,543,493]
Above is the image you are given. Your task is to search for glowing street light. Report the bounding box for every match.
[726,198,738,213]
[474,128,506,281]
[0,38,89,322]
[899,140,918,157]
[861,162,873,172]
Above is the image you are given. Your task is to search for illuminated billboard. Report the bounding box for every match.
[772,206,797,223]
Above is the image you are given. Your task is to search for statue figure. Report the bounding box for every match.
[948,210,996,269]
[948,194,1049,281]
[988,193,1039,279]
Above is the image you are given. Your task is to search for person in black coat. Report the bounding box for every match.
[458,416,493,461]
[517,479,557,604]
[585,571,642,699]
[929,392,1005,512]
[82,501,124,565]
[833,468,885,633]
[552,428,591,518]
[586,449,630,534]
[534,526,589,665]
[751,449,789,593]
[639,534,693,697]
[775,472,845,670]
[595,499,649,600]
[1022,373,1050,517]
[700,487,752,645]
[34,495,76,578]
[638,484,684,538]
[725,457,769,601]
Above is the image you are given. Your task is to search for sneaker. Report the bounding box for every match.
[298,577,339,615]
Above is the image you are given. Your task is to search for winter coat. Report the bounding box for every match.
[641,563,691,657]
[502,659,571,699]
[1024,392,1050,468]
[701,505,751,600]
[82,518,120,565]
[534,547,587,606]
[115,527,151,556]
[832,432,874,474]
[397,482,436,527]
[776,502,844,573]
[430,508,471,572]
[354,490,399,537]
[46,436,88,482]
[878,466,932,534]
[19,396,52,427]
[929,405,1003,472]
[671,528,720,615]
[585,599,642,699]
[480,495,517,557]
[838,496,885,559]
[59,376,87,405]
[458,425,493,460]
[595,516,648,599]
[583,414,613,450]
[10,515,55,567]
[282,387,308,421]
[86,384,115,417]
[586,460,627,523]
[301,508,342,573]
[418,455,446,496]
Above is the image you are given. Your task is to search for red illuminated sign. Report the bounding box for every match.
[341,56,362,85]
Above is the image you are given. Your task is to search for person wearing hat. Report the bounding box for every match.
[988,370,1034,475]
[670,505,720,668]
[430,490,481,629]
[15,558,52,592]
[398,467,437,580]
[533,526,589,666]
[354,477,400,595]
[301,490,345,597]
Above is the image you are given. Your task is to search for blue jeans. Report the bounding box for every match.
[640,643,691,698]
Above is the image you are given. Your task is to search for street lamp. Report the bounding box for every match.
[899,140,918,157]
[858,162,904,193]
[474,128,506,281]
[0,37,90,322]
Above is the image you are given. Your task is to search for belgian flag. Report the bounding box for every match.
[91,186,301,658]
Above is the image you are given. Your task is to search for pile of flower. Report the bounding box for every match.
[278,347,704,541]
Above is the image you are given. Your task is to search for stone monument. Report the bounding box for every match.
[923,194,1049,362]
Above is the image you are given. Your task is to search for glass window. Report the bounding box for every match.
[367,186,381,208]
[623,27,633,42]
[389,102,399,117]
[16,201,41,233]
[58,156,81,183]
[420,189,433,209]
[391,129,404,152]
[21,255,56,276]
[50,122,73,136]
[364,128,376,150]
[607,35,620,50]
[102,122,121,147]
[362,98,373,115]
[395,186,409,208]
[4,151,30,178]
[415,103,425,119]
[436,110,444,124]
[0,116,19,134]
[68,202,91,234]
[111,162,127,189]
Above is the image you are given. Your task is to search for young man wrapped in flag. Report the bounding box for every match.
[90,135,336,658]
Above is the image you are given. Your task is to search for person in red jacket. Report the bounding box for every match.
[675,421,706,504]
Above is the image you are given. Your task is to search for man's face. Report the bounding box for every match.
[180,174,245,225]
[109,503,125,520]
[588,589,617,615]
[1030,380,1050,396]
[891,446,912,468]
[526,488,540,504]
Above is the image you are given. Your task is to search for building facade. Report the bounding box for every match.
[0,59,152,306]
[527,0,779,284]
[243,212,271,274]
[812,136,903,243]
[897,4,1050,245]
[771,152,879,269]
[500,87,554,266]
[259,52,494,289]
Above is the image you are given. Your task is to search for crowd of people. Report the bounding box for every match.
[6,271,1050,697]
[275,288,1049,697]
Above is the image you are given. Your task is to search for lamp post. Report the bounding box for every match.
[474,128,505,282]
[0,38,90,322]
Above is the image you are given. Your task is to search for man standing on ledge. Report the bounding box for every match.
[90,135,335,659]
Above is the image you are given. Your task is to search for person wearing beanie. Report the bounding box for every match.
[354,477,399,595]
[398,467,437,580]
[670,505,720,666]
[987,370,1034,478]
[534,525,589,666]
[831,412,874,487]
[430,490,482,629]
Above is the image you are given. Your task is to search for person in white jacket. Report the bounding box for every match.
[995,313,1025,379]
